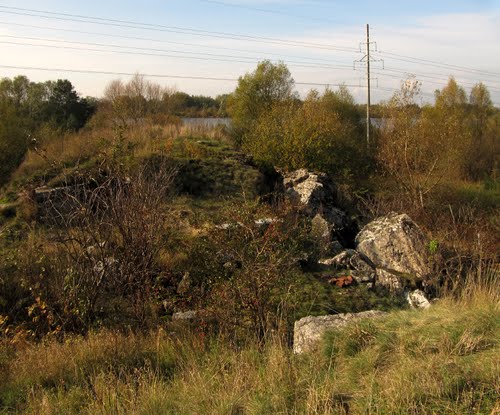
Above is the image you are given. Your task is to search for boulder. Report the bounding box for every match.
[293,310,386,354]
[172,310,197,321]
[406,289,431,309]
[34,186,70,204]
[283,169,353,248]
[356,213,431,280]
[311,215,345,257]
[283,169,335,209]
[375,268,405,294]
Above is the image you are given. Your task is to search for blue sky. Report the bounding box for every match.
[0,0,499,104]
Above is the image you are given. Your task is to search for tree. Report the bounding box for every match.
[378,78,464,208]
[45,79,93,130]
[432,77,472,179]
[434,77,467,108]
[227,60,296,145]
[104,74,171,124]
[467,83,497,180]
[245,88,365,178]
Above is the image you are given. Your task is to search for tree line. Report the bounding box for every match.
[0,74,228,186]
[1,65,498,197]
[226,60,499,208]
[0,76,96,185]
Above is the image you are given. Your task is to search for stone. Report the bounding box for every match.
[172,310,197,321]
[356,213,431,280]
[311,214,331,239]
[34,186,70,204]
[406,289,431,309]
[321,208,350,235]
[283,169,355,250]
[350,270,375,284]
[375,268,405,294]
[293,310,386,354]
[283,169,334,208]
[254,218,278,227]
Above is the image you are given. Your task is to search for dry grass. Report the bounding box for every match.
[1,270,498,415]
[11,121,230,188]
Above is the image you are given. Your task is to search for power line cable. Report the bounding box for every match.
[4,21,496,90]
[0,35,355,70]
[2,5,497,80]
[0,39,357,71]
[198,0,345,25]
[0,64,361,87]
[0,6,358,52]
[376,51,500,78]
[358,68,500,92]
[3,5,496,80]
[0,21,355,65]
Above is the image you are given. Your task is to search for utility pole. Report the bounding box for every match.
[354,24,383,148]
[366,24,371,147]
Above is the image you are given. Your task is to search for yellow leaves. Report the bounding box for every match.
[246,89,360,173]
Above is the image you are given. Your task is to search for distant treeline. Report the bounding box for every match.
[0,76,97,184]
[1,69,499,189]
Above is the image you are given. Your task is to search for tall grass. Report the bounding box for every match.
[1,269,498,415]
[11,121,230,188]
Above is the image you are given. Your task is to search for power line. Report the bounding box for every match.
[379,66,500,87]
[0,6,358,52]
[0,39,357,72]
[359,68,500,93]
[0,35,355,70]
[374,86,435,99]
[10,35,494,92]
[4,22,497,92]
[0,21,355,66]
[198,0,345,25]
[3,23,497,92]
[0,64,360,87]
[376,51,500,78]
[2,5,496,81]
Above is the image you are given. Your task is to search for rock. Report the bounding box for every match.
[34,186,70,204]
[283,169,355,250]
[283,169,334,208]
[406,289,431,309]
[375,268,405,294]
[293,310,386,354]
[356,213,431,280]
[327,250,374,271]
[283,170,346,225]
[320,208,350,235]
[350,270,374,284]
[311,214,331,240]
[172,310,197,321]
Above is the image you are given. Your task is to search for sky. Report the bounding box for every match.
[0,0,499,104]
